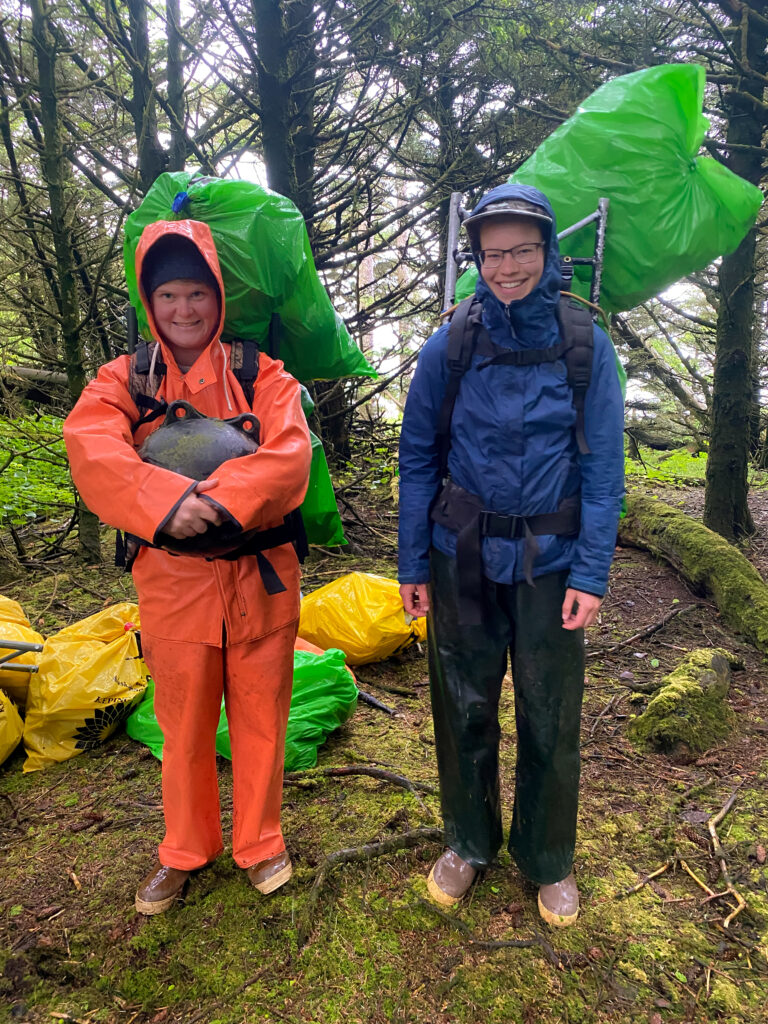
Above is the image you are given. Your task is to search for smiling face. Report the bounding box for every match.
[149,279,220,364]
[478,217,546,305]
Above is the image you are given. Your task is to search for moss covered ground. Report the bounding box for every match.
[1,525,767,1024]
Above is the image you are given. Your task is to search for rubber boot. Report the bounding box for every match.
[538,872,579,927]
[135,861,191,915]
[246,850,293,894]
[427,849,478,906]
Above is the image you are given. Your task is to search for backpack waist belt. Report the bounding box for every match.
[117,511,308,595]
[430,478,580,626]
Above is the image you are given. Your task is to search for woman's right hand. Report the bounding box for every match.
[399,582,430,618]
[163,479,224,539]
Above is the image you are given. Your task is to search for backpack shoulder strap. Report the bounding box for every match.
[436,297,482,478]
[557,295,594,455]
[229,338,260,407]
[128,341,168,432]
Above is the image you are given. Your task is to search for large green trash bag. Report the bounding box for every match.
[124,172,373,382]
[457,64,763,312]
[302,430,346,547]
[125,647,358,771]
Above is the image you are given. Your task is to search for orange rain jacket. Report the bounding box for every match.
[64,219,312,646]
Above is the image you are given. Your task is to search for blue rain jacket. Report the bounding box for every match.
[398,183,624,596]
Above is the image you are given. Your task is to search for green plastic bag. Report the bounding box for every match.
[125,647,358,771]
[124,173,373,382]
[302,431,346,547]
[457,64,763,312]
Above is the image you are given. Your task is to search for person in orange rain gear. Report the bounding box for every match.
[64,219,312,915]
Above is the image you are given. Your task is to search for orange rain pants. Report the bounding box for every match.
[142,625,297,869]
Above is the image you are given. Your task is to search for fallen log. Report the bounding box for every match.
[618,494,768,653]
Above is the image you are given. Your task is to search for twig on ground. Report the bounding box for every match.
[296,827,444,946]
[8,525,26,559]
[588,693,622,737]
[38,572,60,616]
[619,806,747,930]
[412,897,565,970]
[679,858,716,898]
[186,965,287,1023]
[284,764,438,796]
[707,791,748,928]
[334,468,375,496]
[307,544,347,557]
[336,492,377,536]
[587,603,702,659]
[356,689,399,715]
[41,510,78,553]
[617,861,671,898]
[355,674,418,698]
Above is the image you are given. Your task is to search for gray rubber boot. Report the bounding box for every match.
[538,872,579,927]
[427,849,478,906]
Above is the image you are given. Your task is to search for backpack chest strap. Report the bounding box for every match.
[474,329,570,368]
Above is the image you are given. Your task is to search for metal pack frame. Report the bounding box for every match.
[442,192,610,316]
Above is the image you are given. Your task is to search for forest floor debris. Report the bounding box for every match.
[1,479,767,1023]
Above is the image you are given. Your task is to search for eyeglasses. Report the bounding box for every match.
[478,242,545,268]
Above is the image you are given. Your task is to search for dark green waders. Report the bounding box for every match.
[427,548,586,885]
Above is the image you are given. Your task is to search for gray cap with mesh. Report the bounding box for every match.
[463,198,553,237]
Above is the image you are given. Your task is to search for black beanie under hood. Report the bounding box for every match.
[141,234,220,298]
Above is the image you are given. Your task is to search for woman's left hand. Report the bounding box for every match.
[561,588,602,630]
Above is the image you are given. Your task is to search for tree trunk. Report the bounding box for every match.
[703,2,767,539]
[704,228,757,539]
[30,0,100,561]
[165,0,186,172]
[253,1,349,455]
[287,0,317,233]
[76,494,102,563]
[252,0,300,205]
[127,0,166,191]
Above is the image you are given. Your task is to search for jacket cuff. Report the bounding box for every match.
[566,575,606,598]
[398,569,431,585]
[153,481,199,544]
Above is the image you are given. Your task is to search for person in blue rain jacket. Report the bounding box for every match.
[398,183,624,926]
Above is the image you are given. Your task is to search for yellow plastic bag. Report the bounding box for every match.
[0,689,24,766]
[0,596,44,710]
[298,572,427,665]
[23,603,148,773]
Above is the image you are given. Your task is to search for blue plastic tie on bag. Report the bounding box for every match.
[172,191,190,214]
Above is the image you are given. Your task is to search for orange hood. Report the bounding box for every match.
[135,219,227,360]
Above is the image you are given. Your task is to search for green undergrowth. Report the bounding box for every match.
[0,415,72,530]
[625,445,768,491]
[2,540,768,1023]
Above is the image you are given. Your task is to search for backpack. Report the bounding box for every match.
[436,292,594,479]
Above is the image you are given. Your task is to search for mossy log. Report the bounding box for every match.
[626,648,735,756]
[618,494,768,653]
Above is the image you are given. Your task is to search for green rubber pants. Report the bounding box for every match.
[427,549,585,884]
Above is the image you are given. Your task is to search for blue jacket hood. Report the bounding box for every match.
[469,183,562,348]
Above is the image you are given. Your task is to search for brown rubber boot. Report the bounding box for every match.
[135,861,191,915]
[246,850,293,894]
[538,872,579,927]
[426,849,478,907]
